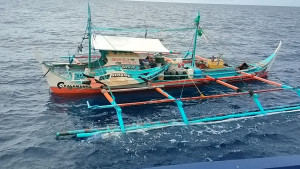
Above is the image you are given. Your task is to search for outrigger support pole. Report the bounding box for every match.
[241,72,300,98]
[281,86,300,98]
[206,75,241,92]
[57,103,300,138]
[155,88,189,124]
[101,89,125,133]
[296,89,300,97]
[87,88,283,110]
[252,94,265,114]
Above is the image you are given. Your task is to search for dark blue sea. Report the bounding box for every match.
[1,0,300,168]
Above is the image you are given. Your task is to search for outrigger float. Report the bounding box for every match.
[36,5,300,138]
[57,77,300,138]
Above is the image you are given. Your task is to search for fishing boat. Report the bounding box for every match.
[37,5,281,95]
[36,5,300,138]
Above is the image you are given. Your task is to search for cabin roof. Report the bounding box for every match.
[92,35,170,53]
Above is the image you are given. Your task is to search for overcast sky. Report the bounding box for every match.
[135,0,300,7]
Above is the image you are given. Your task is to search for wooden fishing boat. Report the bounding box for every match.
[36,5,281,95]
[36,5,300,138]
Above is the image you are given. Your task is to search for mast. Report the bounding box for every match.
[192,11,200,67]
[87,4,92,68]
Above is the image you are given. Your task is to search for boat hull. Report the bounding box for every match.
[47,71,268,95]
[38,42,281,95]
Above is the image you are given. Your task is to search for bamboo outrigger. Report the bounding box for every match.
[35,5,300,138]
[56,70,300,138]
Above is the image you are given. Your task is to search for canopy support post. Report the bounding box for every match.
[155,88,189,124]
[87,4,92,69]
[252,94,265,114]
[192,11,200,67]
[101,90,125,133]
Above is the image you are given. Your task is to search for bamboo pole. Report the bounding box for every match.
[206,75,240,91]
[92,88,283,108]
[240,72,282,87]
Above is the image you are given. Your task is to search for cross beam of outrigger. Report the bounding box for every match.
[57,71,300,138]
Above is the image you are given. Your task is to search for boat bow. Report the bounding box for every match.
[258,41,282,71]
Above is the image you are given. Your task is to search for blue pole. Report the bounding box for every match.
[101,90,126,133]
[192,11,200,67]
[295,89,300,98]
[87,4,92,68]
[58,104,300,138]
[156,88,189,124]
[175,99,189,124]
[113,101,125,133]
[252,94,265,114]
[281,85,300,98]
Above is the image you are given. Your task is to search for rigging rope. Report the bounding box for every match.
[90,27,195,33]
[275,76,290,86]
[191,79,205,97]
[240,77,255,97]
[179,78,186,99]
[201,30,224,57]
[184,70,204,97]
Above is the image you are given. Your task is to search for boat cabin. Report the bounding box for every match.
[92,35,169,69]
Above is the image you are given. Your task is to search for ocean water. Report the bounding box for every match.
[1,0,300,168]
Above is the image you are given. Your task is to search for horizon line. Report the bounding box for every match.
[125,0,300,8]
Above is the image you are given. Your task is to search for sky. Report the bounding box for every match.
[133,0,300,7]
